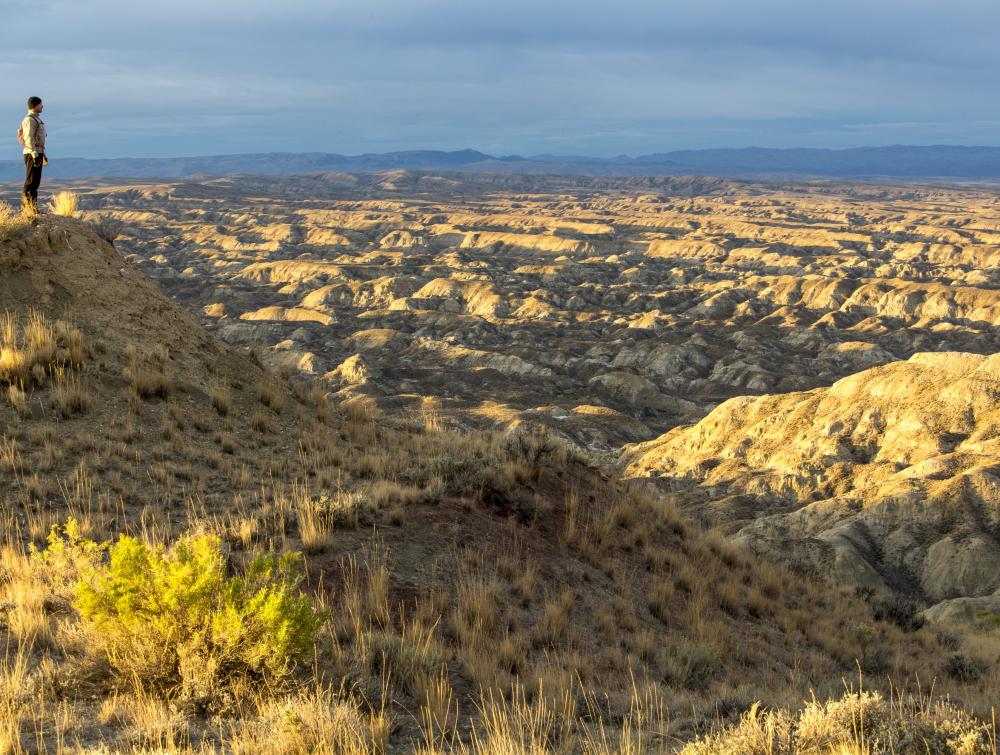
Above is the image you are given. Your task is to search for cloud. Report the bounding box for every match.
[1,0,997,156]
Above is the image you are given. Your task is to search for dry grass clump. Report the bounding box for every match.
[48,191,79,218]
[0,202,33,241]
[682,688,997,754]
[256,379,284,413]
[290,484,366,552]
[209,379,232,416]
[6,383,30,418]
[94,215,124,243]
[227,684,393,754]
[0,311,86,388]
[0,644,33,752]
[124,344,172,400]
[455,681,670,755]
[50,367,91,417]
[535,589,575,648]
[0,543,59,650]
[343,395,381,424]
[251,408,273,433]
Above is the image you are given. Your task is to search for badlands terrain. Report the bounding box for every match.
[31,170,998,622]
[0,171,998,751]
[51,172,1000,450]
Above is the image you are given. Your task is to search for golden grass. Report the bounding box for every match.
[6,384,29,418]
[0,543,58,650]
[50,367,90,418]
[0,311,57,386]
[0,202,32,241]
[209,380,232,416]
[1,473,997,754]
[227,683,393,754]
[250,408,272,433]
[294,486,334,553]
[255,379,284,413]
[535,589,575,648]
[0,643,32,753]
[682,686,998,754]
[48,191,79,218]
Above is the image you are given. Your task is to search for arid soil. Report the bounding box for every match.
[624,351,1000,619]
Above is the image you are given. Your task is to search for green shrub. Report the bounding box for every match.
[40,524,327,701]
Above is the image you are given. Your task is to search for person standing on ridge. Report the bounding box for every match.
[19,96,47,214]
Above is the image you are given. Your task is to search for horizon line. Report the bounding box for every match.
[6,143,1000,164]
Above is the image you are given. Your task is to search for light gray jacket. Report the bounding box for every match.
[21,112,46,157]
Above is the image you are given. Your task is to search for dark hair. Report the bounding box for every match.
[27,96,42,110]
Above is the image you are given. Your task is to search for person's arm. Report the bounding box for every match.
[23,117,39,158]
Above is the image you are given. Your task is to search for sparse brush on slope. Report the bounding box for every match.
[1,214,997,752]
[123,343,172,400]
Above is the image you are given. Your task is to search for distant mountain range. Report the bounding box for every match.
[4,145,1000,181]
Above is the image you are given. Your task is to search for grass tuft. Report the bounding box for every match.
[0,202,33,241]
[49,191,79,218]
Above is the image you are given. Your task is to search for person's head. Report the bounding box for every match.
[27,96,43,113]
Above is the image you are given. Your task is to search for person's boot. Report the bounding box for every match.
[21,196,38,216]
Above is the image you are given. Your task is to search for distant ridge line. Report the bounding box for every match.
[3,145,1000,181]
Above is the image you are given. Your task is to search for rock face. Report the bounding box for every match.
[623,352,1000,613]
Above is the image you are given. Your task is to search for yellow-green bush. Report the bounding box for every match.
[38,523,327,700]
[30,517,104,592]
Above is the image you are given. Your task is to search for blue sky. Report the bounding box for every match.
[2,0,998,158]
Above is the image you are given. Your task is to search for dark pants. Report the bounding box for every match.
[22,154,43,210]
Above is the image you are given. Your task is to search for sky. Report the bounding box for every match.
[2,0,998,159]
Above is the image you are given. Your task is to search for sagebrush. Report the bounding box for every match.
[36,521,327,701]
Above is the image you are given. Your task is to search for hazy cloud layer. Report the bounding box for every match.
[2,0,997,158]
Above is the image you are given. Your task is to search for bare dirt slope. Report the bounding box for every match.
[0,214,314,526]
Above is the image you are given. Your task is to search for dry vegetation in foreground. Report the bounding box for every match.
[2,394,997,752]
[0,201,33,242]
[681,686,997,754]
[0,216,996,752]
[0,310,86,391]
